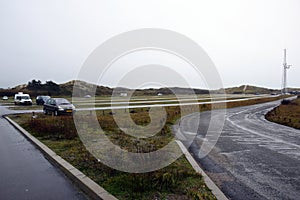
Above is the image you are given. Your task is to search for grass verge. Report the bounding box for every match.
[265,96,300,129]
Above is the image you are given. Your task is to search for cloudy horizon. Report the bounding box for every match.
[1,0,299,89]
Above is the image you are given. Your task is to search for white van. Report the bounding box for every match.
[14,92,32,105]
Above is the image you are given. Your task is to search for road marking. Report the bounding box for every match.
[226,104,300,159]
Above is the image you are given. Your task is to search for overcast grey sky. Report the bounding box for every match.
[0,0,299,89]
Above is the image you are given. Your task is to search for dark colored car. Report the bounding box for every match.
[43,98,75,116]
[36,95,50,105]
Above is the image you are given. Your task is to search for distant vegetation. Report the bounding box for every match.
[0,80,111,97]
[1,79,299,97]
[223,85,279,94]
[0,80,65,97]
[0,79,209,97]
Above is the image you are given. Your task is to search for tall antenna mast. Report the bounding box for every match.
[282,49,291,94]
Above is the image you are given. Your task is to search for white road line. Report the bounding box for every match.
[226,105,300,149]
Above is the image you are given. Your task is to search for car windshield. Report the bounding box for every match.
[21,96,29,100]
[56,98,71,105]
[42,96,50,100]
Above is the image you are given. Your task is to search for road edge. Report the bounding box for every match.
[4,116,118,200]
[175,140,229,200]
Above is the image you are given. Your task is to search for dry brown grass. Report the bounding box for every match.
[265,97,300,129]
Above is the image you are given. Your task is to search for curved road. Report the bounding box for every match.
[0,106,88,200]
[178,99,300,200]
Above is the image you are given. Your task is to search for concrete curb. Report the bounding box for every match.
[4,116,118,200]
[175,140,229,200]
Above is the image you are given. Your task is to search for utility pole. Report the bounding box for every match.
[282,49,291,94]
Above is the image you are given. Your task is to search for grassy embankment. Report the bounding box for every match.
[265,96,300,129]
[8,95,287,200]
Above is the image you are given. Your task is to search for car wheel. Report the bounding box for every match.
[54,111,58,116]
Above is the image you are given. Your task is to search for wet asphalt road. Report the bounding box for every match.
[178,99,300,200]
[0,106,87,200]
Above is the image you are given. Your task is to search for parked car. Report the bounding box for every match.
[14,92,32,105]
[2,96,8,100]
[36,95,50,105]
[290,91,300,95]
[43,98,75,115]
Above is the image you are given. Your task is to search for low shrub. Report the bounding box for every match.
[28,116,77,139]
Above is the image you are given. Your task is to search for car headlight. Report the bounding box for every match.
[58,106,64,111]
